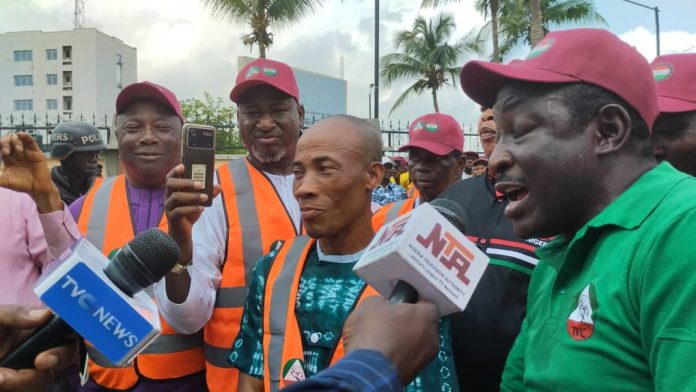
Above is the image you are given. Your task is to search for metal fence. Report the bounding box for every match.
[0,112,483,155]
[379,119,482,154]
[0,113,111,152]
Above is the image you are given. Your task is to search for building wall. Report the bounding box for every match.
[0,29,137,122]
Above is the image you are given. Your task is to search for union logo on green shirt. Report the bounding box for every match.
[567,283,598,341]
[282,358,306,386]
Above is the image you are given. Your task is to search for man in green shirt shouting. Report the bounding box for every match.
[458,28,696,391]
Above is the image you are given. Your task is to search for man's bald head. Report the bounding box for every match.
[303,115,383,165]
[293,115,384,245]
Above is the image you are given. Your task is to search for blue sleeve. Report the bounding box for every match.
[281,349,402,392]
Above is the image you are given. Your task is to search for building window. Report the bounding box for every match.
[62,71,72,89]
[14,100,33,111]
[47,99,58,111]
[47,49,58,60]
[47,74,58,85]
[14,50,32,62]
[62,46,72,60]
[63,96,72,111]
[14,75,33,86]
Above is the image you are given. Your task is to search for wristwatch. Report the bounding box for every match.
[170,260,192,274]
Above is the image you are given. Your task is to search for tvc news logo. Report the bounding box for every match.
[371,217,474,285]
[60,274,139,348]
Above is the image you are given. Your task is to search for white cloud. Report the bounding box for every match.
[619,25,696,61]
[1,0,493,127]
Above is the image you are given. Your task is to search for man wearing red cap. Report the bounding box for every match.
[437,110,543,392]
[457,28,696,390]
[160,58,304,392]
[651,53,696,176]
[372,112,466,228]
[65,81,208,391]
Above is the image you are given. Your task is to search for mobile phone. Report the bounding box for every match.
[182,124,216,207]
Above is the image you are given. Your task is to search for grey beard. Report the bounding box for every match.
[251,146,286,165]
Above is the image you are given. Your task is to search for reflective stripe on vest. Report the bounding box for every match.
[385,199,408,224]
[267,236,312,392]
[262,236,379,391]
[83,176,113,249]
[77,175,205,388]
[205,158,300,392]
[226,158,264,285]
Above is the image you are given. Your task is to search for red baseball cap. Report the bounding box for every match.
[116,81,183,122]
[460,28,659,129]
[651,53,696,113]
[230,58,300,103]
[398,113,464,155]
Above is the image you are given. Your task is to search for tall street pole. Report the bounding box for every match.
[374,0,380,119]
[620,0,660,56]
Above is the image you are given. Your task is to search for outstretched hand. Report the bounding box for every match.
[0,133,62,213]
[342,296,440,385]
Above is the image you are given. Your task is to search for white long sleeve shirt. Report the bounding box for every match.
[154,171,300,334]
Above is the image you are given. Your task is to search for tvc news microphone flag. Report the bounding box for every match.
[33,238,161,366]
[354,202,490,315]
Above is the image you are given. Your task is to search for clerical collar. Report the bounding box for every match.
[316,242,367,264]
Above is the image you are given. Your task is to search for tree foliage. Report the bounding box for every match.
[202,0,326,58]
[381,12,482,115]
[179,92,244,154]
[481,0,606,60]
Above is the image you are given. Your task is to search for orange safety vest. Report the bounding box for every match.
[371,197,416,230]
[205,158,300,392]
[77,175,205,390]
[262,235,380,391]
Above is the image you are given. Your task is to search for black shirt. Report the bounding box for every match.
[437,175,547,391]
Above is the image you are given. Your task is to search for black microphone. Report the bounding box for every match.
[388,199,467,305]
[0,228,180,370]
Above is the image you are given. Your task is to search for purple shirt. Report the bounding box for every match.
[70,179,206,392]
[69,180,166,233]
[0,188,80,307]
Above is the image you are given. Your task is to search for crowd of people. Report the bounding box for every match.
[1,26,696,392]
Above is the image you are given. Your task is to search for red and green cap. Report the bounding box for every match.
[460,28,659,130]
[116,81,183,122]
[230,58,300,103]
[399,113,464,155]
[651,53,696,113]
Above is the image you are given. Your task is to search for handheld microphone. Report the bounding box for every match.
[0,228,180,370]
[357,199,489,315]
[387,199,468,305]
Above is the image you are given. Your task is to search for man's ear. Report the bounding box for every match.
[297,103,306,129]
[367,161,385,190]
[595,104,632,156]
[453,153,467,179]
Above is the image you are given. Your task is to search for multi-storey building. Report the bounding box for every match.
[0,28,136,123]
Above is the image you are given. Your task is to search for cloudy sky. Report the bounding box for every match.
[3,0,696,128]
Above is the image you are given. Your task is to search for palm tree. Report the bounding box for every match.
[423,0,604,62]
[528,0,544,46]
[495,0,606,58]
[202,0,326,58]
[422,0,502,63]
[381,12,482,115]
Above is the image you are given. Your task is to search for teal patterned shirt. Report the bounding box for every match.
[229,242,459,391]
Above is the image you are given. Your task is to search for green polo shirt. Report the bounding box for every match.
[501,163,696,391]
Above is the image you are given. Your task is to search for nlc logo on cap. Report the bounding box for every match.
[653,62,673,82]
[526,37,556,59]
[413,121,439,133]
